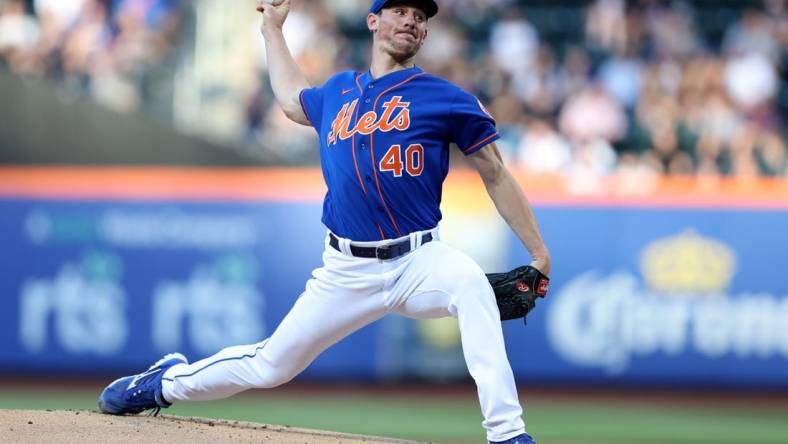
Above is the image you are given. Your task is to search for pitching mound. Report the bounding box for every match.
[0,409,423,443]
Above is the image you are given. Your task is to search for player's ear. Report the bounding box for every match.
[367,13,379,32]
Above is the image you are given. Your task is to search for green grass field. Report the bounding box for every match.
[1,386,787,444]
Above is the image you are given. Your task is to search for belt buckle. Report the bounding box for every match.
[375,245,392,260]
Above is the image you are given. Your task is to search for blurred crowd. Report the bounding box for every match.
[0,0,179,112]
[1,0,787,178]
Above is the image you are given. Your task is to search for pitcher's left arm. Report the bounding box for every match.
[467,142,551,276]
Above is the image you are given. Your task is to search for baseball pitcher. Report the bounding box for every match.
[97,1,551,443]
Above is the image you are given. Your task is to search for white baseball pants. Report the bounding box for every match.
[161,229,527,442]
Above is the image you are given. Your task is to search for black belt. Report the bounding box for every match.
[329,232,433,260]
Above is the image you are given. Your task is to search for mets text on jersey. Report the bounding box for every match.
[327,96,411,145]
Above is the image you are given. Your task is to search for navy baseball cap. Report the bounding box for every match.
[369,0,439,18]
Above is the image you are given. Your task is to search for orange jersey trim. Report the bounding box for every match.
[462,132,499,154]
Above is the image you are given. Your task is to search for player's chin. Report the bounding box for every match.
[387,42,421,61]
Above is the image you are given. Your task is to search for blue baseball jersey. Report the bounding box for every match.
[300,66,499,241]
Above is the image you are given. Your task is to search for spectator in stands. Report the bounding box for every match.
[555,46,592,106]
[641,0,703,60]
[585,0,628,56]
[597,41,644,110]
[725,50,778,113]
[0,0,39,73]
[60,0,111,93]
[35,0,86,29]
[488,8,539,102]
[103,0,180,110]
[31,0,85,76]
[516,118,572,174]
[112,0,179,30]
[757,130,788,176]
[558,83,627,145]
[723,8,781,62]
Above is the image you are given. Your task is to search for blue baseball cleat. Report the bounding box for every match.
[490,433,537,444]
[98,353,188,415]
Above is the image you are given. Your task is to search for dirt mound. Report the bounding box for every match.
[0,409,424,443]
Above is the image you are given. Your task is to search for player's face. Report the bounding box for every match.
[369,5,428,62]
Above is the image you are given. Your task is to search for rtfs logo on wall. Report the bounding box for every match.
[19,251,128,355]
[18,251,265,357]
[546,230,788,374]
[152,254,265,355]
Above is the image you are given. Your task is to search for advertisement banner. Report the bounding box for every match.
[1,168,787,388]
[505,207,788,388]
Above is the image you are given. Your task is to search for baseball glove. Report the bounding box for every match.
[486,265,549,323]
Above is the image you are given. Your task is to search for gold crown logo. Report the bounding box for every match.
[640,229,736,294]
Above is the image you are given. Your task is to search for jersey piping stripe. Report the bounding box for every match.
[162,340,269,382]
[350,74,367,196]
[298,90,314,127]
[354,74,364,94]
[369,71,428,237]
[463,131,499,154]
[376,223,385,240]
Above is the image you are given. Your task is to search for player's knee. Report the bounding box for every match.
[243,350,303,389]
[252,373,295,389]
[249,365,298,389]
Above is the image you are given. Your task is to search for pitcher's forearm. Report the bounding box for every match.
[468,143,551,274]
[262,28,310,124]
[485,170,551,274]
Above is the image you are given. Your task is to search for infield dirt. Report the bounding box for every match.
[0,409,424,443]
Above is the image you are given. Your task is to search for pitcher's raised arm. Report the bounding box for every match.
[256,0,310,125]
